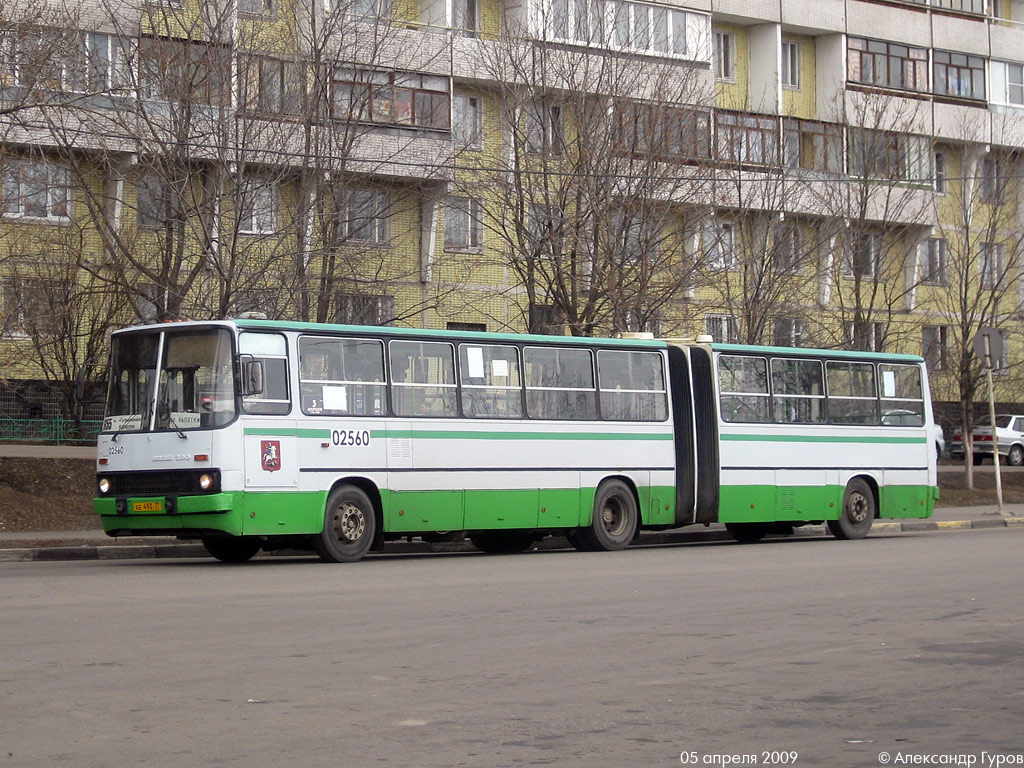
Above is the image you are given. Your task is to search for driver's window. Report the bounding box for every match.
[240,333,290,415]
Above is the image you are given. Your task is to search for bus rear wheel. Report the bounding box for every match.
[828,479,875,540]
[574,480,638,551]
[313,485,376,563]
[469,531,534,554]
[202,536,261,563]
[725,523,768,544]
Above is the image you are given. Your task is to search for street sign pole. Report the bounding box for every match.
[982,334,1004,514]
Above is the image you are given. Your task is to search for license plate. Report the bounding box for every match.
[132,501,164,513]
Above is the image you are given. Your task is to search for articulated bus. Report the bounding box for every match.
[94,319,938,562]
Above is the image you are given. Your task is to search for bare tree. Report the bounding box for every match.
[462,19,715,336]
[921,135,1024,487]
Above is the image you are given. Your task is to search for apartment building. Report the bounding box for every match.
[0,0,1022,421]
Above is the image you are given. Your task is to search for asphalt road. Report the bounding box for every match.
[2,530,1022,768]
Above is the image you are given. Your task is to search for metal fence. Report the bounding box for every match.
[0,418,102,445]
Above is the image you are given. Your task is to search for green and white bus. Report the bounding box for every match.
[93,319,938,562]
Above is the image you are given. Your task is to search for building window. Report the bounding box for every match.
[922,325,949,371]
[980,156,1007,204]
[923,238,947,285]
[772,222,802,272]
[239,56,305,116]
[845,232,882,279]
[714,31,734,81]
[781,40,800,89]
[615,102,711,160]
[238,177,278,235]
[69,32,127,93]
[336,293,394,325]
[452,0,479,35]
[772,317,807,347]
[529,304,564,335]
[445,197,483,251]
[331,69,450,130]
[705,313,738,343]
[847,37,928,93]
[1008,62,1024,105]
[525,101,563,155]
[453,93,483,149]
[716,112,780,165]
[136,171,167,229]
[138,38,230,106]
[980,242,1005,289]
[847,129,932,183]
[540,0,692,56]
[933,50,986,101]
[934,150,947,193]
[2,276,67,338]
[847,320,885,352]
[332,0,390,19]
[447,321,486,332]
[239,0,273,15]
[2,160,71,221]
[783,118,843,173]
[342,188,389,243]
[705,220,737,270]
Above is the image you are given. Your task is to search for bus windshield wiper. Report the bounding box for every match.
[157,400,188,439]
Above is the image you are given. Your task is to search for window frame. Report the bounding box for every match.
[298,335,387,417]
[781,39,800,89]
[2,159,72,222]
[714,30,735,81]
[846,36,928,93]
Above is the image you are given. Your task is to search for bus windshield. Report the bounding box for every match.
[104,328,236,432]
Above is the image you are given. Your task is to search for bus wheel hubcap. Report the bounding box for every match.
[333,503,365,544]
[847,493,868,523]
[602,500,624,536]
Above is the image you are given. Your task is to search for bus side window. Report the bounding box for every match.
[879,363,923,426]
[771,358,825,423]
[827,361,878,425]
[718,355,770,422]
[597,350,668,421]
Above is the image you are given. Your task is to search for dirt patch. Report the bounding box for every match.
[1,456,1021,532]
[0,458,97,532]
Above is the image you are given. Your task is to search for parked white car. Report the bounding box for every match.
[950,414,1024,466]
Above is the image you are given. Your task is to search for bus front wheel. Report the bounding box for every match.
[313,485,377,563]
[574,480,638,551]
[828,479,875,540]
[202,536,261,563]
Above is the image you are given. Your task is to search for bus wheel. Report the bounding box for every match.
[313,485,376,563]
[202,536,261,563]
[828,479,875,540]
[579,480,638,551]
[725,523,768,544]
[469,531,534,554]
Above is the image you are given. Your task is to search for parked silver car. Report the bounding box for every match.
[950,414,1024,466]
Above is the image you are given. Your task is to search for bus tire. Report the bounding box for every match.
[828,479,875,540]
[202,536,261,563]
[725,523,768,543]
[313,485,376,563]
[469,531,534,554]
[579,479,638,551]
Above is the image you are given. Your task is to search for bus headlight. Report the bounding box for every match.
[98,478,111,495]
[198,473,213,491]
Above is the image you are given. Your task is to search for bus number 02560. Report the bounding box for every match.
[332,429,371,447]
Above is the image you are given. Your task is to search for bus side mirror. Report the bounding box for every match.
[239,355,264,396]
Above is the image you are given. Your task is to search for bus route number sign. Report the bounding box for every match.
[332,429,370,447]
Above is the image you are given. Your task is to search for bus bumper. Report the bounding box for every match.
[94,492,243,536]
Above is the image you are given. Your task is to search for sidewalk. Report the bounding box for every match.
[2,504,1021,562]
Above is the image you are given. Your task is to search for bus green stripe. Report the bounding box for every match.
[722,434,926,444]
[245,427,671,441]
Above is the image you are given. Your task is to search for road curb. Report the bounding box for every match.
[0,517,1019,562]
